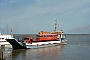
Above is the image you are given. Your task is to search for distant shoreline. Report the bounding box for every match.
[13,34,90,36]
[64,34,90,35]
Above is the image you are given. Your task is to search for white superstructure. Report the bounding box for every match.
[0,33,12,45]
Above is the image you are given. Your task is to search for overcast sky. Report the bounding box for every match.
[0,0,90,34]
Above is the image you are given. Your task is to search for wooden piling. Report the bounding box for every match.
[0,45,5,60]
[0,45,1,60]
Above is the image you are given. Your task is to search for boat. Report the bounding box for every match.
[0,32,13,45]
[6,32,67,50]
[6,20,67,50]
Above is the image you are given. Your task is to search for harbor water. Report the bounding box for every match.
[1,34,90,60]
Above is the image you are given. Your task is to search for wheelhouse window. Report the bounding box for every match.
[23,38,29,40]
[2,38,4,39]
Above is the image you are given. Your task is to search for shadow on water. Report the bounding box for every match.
[11,49,26,58]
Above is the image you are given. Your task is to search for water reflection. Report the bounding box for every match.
[9,46,63,60]
[26,46,62,60]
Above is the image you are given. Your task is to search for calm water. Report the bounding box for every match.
[3,34,90,60]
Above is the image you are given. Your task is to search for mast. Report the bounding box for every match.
[7,25,8,34]
[54,19,59,32]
